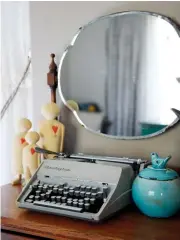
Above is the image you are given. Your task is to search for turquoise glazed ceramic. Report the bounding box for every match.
[132,153,180,218]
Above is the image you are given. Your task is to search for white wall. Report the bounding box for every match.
[30,1,180,167]
[29,1,127,129]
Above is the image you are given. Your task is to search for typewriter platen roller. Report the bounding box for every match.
[17,155,147,222]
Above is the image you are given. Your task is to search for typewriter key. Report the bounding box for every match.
[40,193,46,200]
[59,183,65,188]
[29,195,34,200]
[78,202,84,208]
[58,188,63,195]
[86,186,91,192]
[53,188,58,194]
[73,198,78,202]
[90,198,95,204]
[80,191,85,197]
[97,191,103,199]
[92,187,98,193]
[62,197,67,203]
[48,184,53,189]
[69,190,74,196]
[73,202,78,207]
[51,196,56,201]
[85,192,91,198]
[38,185,43,191]
[84,198,90,203]
[64,186,69,191]
[67,201,72,206]
[63,191,68,197]
[67,198,73,202]
[35,196,40,201]
[91,193,97,198]
[80,186,86,191]
[26,199,33,203]
[78,199,84,203]
[103,186,109,194]
[35,190,41,196]
[84,203,90,211]
[43,186,47,192]
[45,192,50,198]
[74,191,80,197]
[56,196,62,202]
[75,185,80,190]
[54,185,59,188]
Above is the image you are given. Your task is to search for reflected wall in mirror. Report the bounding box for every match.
[59,12,180,138]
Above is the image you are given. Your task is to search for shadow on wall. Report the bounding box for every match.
[59,105,77,154]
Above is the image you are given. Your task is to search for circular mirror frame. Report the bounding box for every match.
[58,11,180,140]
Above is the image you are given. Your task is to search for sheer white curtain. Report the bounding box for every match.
[1,1,33,185]
[105,15,146,136]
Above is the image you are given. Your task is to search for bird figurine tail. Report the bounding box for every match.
[151,153,171,169]
[171,108,180,119]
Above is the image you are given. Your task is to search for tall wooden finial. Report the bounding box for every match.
[47,53,57,103]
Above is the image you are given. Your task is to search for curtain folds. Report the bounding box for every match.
[1,1,33,185]
[105,15,146,136]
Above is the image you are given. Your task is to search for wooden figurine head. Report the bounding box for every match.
[18,118,32,133]
[41,102,60,120]
[67,100,79,111]
[25,131,40,144]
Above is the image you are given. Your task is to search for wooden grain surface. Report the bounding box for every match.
[1,231,43,240]
[1,184,180,240]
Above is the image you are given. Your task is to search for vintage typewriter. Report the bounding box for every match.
[17,148,148,222]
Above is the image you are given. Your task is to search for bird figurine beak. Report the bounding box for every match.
[171,108,180,119]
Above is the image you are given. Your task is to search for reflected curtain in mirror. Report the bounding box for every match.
[105,15,146,136]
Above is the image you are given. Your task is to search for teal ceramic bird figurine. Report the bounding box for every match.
[151,152,171,169]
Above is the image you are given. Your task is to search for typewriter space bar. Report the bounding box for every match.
[33,201,83,212]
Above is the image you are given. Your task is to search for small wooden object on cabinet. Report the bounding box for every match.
[12,118,32,185]
[39,102,65,157]
[22,131,40,184]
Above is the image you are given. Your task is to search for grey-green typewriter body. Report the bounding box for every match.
[17,156,143,222]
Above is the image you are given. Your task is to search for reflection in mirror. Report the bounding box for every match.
[60,12,180,138]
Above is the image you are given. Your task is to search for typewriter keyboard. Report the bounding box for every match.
[25,180,109,213]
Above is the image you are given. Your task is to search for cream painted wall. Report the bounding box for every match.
[30,1,180,167]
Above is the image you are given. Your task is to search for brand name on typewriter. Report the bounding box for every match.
[44,165,70,171]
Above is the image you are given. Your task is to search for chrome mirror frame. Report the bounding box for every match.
[58,11,180,140]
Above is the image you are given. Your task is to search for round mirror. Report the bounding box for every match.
[58,11,180,139]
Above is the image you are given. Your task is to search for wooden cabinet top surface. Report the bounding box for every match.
[1,184,180,240]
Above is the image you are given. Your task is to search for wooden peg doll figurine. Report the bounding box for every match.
[22,131,40,184]
[12,118,32,185]
[39,102,65,158]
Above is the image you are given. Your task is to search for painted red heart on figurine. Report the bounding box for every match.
[31,148,35,155]
[52,125,58,134]
[20,138,26,144]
